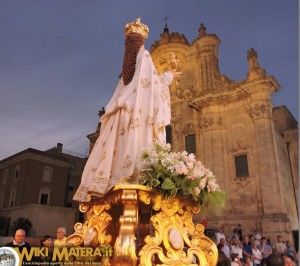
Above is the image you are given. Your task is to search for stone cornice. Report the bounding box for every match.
[193,86,250,107]
[189,75,279,108]
[239,75,280,95]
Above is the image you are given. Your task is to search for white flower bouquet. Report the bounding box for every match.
[139,141,225,208]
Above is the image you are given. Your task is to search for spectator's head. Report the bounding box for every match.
[261,237,267,244]
[232,237,240,245]
[252,243,258,249]
[243,256,251,265]
[220,238,226,245]
[56,227,66,240]
[231,253,239,262]
[41,235,53,247]
[266,253,285,266]
[243,236,249,244]
[277,235,282,242]
[217,243,224,252]
[285,240,291,247]
[14,229,26,245]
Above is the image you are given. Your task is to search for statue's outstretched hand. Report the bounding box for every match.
[171,70,182,79]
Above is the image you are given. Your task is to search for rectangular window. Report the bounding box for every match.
[235,155,249,177]
[39,193,49,205]
[43,167,53,182]
[166,125,172,145]
[14,165,20,180]
[185,134,196,154]
[2,169,8,184]
[9,190,16,207]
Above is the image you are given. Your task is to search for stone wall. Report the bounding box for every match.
[0,203,76,237]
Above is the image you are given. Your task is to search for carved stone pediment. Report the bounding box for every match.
[182,123,195,135]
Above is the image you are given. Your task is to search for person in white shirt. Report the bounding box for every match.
[216,227,226,244]
[230,237,243,261]
[254,230,261,246]
[273,235,286,255]
[220,237,230,259]
[252,243,262,266]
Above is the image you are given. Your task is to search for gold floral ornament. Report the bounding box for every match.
[124,18,149,40]
[138,190,218,266]
[139,141,225,210]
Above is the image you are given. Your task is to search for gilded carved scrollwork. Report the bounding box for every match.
[138,190,218,266]
[67,192,123,251]
[67,200,113,249]
[68,185,218,265]
[113,189,138,266]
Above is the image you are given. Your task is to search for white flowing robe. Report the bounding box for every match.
[73,49,173,202]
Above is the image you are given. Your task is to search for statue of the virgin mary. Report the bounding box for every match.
[73,18,180,202]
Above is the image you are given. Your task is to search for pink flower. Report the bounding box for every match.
[188,153,196,162]
[187,161,194,170]
[188,174,196,180]
[208,180,219,192]
[176,165,188,175]
[199,177,207,189]
[207,170,214,178]
[194,165,205,177]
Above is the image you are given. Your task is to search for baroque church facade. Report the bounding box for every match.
[89,24,298,241]
[150,23,298,240]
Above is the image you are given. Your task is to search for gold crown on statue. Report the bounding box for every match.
[124,18,149,39]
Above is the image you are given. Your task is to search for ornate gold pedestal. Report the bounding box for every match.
[67,184,218,266]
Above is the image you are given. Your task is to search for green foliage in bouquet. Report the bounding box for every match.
[139,141,225,208]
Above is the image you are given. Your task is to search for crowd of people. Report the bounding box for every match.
[4,227,69,262]
[2,225,299,265]
[215,224,298,266]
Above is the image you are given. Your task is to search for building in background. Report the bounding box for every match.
[150,23,298,241]
[0,143,86,237]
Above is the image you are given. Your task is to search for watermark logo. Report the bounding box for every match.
[0,247,20,266]
[7,246,113,266]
